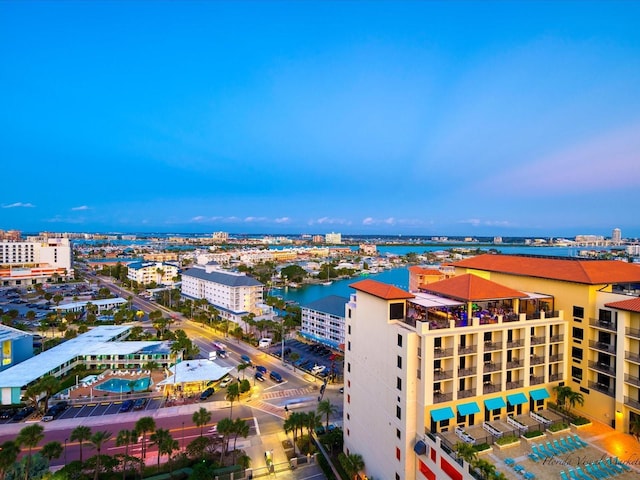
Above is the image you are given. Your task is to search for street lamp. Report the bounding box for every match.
[64,438,68,466]
[182,421,185,450]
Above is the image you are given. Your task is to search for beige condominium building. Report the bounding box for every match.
[343,254,640,480]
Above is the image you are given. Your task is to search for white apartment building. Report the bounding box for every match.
[0,237,73,286]
[300,295,349,350]
[325,232,342,244]
[181,264,265,323]
[126,261,179,286]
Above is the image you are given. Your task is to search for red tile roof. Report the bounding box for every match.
[605,297,640,313]
[420,274,527,302]
[350,279,414,300]
[451,254,640,285]
[408,266,443,275]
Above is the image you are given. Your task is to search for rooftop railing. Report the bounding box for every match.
[625,327,640,339]
[589,340,616,354]
[588,360,615,376]
[589,318,617,332]
[626,351,640,364]
[588,381,615,397]
[624,373,640,387]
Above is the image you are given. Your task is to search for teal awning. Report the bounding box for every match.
[457,402,480,416]
[507,393,528,405]
[484,397,506,410]
[530,387,551,401]
[431,406,455,422]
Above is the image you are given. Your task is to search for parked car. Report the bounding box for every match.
[255,372,265,382]
[12,406,35,422]
[0,409,16,419]
[199,388,215,400]
[133,398,148,410]
[311,365,326,374]
[256,365,267,374]
[119,400,134,413]
[240,354,252,365]
[270,371,283,383]
[218,376,233,388]
[42,401,68,421]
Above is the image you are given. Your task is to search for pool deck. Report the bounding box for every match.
[65,369,167,401]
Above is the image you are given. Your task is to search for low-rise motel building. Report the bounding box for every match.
[342,254,640,480]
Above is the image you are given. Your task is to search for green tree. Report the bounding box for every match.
[192,407,212,437]
[304,411,321,452]
[317,399,338,430]
[0,440,20,480]
[150,428,172,471]
[553,385,572,412]
[16,423,44,480]
[40,441,63,462]
[630,414,640,442]
[115,429,137,480]
[288,352,300,371]
[216,417,234,463]
[134,416,156,465]
[226,383,240,418]
[89,430,112,480]
[237,363,248,380]
[35,375,60,413]
[231,418,249,464]
[70,425,92,464]
[473,458,497,479]
[455,442,477,464]
[566,390,585,417]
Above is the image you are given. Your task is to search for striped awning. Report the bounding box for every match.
[431,406,455,422]
[507,393,528,405]
[484,397,506,410]
[530,387,551,401]
[457,402,480,416]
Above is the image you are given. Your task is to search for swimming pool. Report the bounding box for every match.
[94,377,152,393]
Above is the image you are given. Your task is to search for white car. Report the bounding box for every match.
[218,376,233,388]
[311,365,326,374]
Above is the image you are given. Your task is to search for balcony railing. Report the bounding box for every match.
[458,345,477,355]
[530,376,545,385]
[589,340,616,354]
[484,341,502,352]
[458,367,477,377]
[507,359,523,369]
[434,369,453,380]
[531,336,546,345]
[507,339,524,348]
[434,347,453,358]
[530,356,545,365]
[589,318,617,332]
[483,362,502,372]
[549,354,563,362]
[458,388,477,399]
[483,383,500,394]
[625,396,640,410]
[506,380,524,390]
[550,334,564,343]
[626,351,640,364]
[624,374,640,387]
[588,381,615,397]
[626,327,640,339]
[434,391,453,403]
[588,360,615,376]
[549,373,563,382]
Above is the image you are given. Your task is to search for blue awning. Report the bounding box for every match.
[530,387,551,401]
[484,397,506,411]
[507,393,528,405]
[431,406,455,422]
[413,440,427,455]
[457,402,480,416]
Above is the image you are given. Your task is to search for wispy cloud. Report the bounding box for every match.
[2,202,35,209]
[362,217,424,226]
[45,215,86,224]
[459,218,513,227]
[275,217,291,223]
[307,217,352,226]
[71,205,89,211]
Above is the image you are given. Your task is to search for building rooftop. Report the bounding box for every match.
[408,266,443,276]
[420,274,528,302]
[183,267,263,287]
[0,324,32,342]
[452,254,640,284]
[53,297,127,311]
[350,279,415,300]
[302,295,349,317]
[158,359,232,385]
[605,296,640,313]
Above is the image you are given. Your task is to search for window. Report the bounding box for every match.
[397,377,402,391]
[396,447,401,461]
[571,366,583,380]
[390,302,405,320]
[573,327,584,341]
[417,368,421,380]
[396,474,401,480]
[347,394,350,404]
[397,355,402,369]
[396,429,401,439]
[348,325,351,335]
[347,363,351,372]
[348,341,351,351]
[397,334,403,347]
[573,306,584,319]
[396,406,401,419]
[572,347,583,361]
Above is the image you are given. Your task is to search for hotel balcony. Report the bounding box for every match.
[588,381,615,397]
[458,345,477,355]
[530,355,545,365]
[530,375,545,385]
[624,373,640,388]
[589,318,617,332]
[507,359,523,369]
[549,373,563,382]
[457,367,477,377]
[589,340,616,354]
[550,334,564,343]
[434,347,454,358]
[507,339,524,348]
[506,380,524,390]
[483,383,500,394]
[588,361,615,376]
[624,396,640,410]
[434,391,453,403]
[483,362,502,372]
[626,351,640,364]
[434,369,453,380]
[531,336,546,345]
[625,327,640,339]
[458,388,477,399]
[484,341,502,352]
[549,353,563,363]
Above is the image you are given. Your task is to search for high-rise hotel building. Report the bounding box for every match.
[343,254,640,480]
[0,237,73,286]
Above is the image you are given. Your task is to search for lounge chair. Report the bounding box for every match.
[527,453,540,462]
[604,458,622,474]
[504,458,515,467]
[514,464,525,474]
[553,439,568,453]
[566,435,581,449]
[560,437,575,452]
[613,456,631,472]
[568,469,580,480]
[533,444,549,459]
[590,462,608,479]
[545,441,561,455]
[573,434,588,447]
[524,472,536,480]
[560,471,569,480]
[585,464,600,479]
[575,466,591,480]
[598,460,616,477]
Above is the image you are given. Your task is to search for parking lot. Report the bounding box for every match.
[267,338,344,381]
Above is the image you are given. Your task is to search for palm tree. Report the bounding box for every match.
[284,412,302,455]
[40,441,63,462]
[16,423,44,480]
[23,385,41,412]
[304,411,321,452]
[150,429,172,471]
[158,435,179,474]
[226,382,240,418]
[192,407,212,437]
[231,418,250,464]
[347,453,365,477]
[216,417,235,463]
[317,399,338,430]
[0,441,20,480]
[116,429,137,480]
[566,390,585,417]
[473,458,497,479]
[36,375,60,413]
[135,416,156,465]
[288,352,300,371]
[630,414,640,442]
[237,363,249,380]
[553,385,572,412]
[454,442,477,464]
[89,430,112,480]
[70,425,92,464]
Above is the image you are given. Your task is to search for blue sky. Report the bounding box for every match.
[1,1,639,237]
